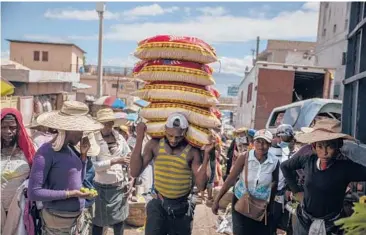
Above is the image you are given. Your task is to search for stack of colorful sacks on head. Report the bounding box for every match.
[132,35,222,148]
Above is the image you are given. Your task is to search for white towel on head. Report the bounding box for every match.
[52,130,66,151]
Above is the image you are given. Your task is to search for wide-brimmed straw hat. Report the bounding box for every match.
[118,125,129,133]
[96,108,129,127]
[26,114,41,129]
[296,119,354,144]
[96,108,117,123]
[234,127,248,134]
[37,101,104,131]
[74,132,101,157]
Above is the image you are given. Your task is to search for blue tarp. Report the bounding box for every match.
[134,99,149,108]
[127,113,138,121]
[111,99,126,109]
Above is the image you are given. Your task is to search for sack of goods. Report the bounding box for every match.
[146,121,211,148]
[133,59,215,86]
[132,82,218,108]
[134,35,217,64]
[133,34,221,147]
[139,102,220,129]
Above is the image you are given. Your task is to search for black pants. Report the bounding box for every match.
[270,201,292,235]
[92,222,124,235]
[232,195,271,235]
[145,198,193,235]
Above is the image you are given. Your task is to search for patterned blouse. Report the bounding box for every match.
[1,148,30,211]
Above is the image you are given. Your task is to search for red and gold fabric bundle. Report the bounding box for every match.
[133,35,222,147]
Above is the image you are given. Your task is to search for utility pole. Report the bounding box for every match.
[96,2,105,98]
[251,49,256,66]
[256,36,260,61]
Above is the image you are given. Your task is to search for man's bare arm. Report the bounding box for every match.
[191,145,213,192]
[130,123,156,178]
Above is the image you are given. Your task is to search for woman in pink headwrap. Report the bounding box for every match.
[1,108,35,231]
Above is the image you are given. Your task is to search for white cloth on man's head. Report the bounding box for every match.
[166,113,189,129]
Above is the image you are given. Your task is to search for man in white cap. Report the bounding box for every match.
[130,113,214,235]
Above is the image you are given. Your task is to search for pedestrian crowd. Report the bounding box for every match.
[1,101,366,235]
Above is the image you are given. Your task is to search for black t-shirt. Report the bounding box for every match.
[281,154,366,218]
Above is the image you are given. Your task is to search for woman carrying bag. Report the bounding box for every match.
[212,129,279,235]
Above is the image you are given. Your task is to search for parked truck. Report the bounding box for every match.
[235,61,334,129]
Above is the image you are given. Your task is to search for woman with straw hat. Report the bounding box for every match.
[92,108,131,235]
[26,114,57,150]
[27,101,104,235]
[281,119,366,235]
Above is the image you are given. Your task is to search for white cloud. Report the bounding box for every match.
[68,35,98,40]
[248,4,271,18]
[197,6,228,16]
[24,34,98,42]
[24,34,70,43]
[122,4,179,17]
[184,7,191,16]
[212,56,253,77]
[44,8,119,20]
[43,4,179,21]
[302,2,320,11]
[103,2,319,43]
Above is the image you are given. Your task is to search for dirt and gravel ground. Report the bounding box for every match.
[105,204,220,235]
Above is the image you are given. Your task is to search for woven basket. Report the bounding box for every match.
[125,202,146,227]
[213,187,233,209]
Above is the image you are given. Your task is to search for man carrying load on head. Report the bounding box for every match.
[130,113,214,235]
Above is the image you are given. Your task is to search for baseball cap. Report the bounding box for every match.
[254,129,273,143]
[276,124,294,137]
[166,113,189,129]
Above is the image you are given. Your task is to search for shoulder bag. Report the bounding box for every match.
[234,152,269,224]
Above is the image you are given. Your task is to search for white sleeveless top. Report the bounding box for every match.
[1,148,30,211]
[234,149,279,201]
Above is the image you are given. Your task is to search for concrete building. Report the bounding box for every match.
[7,39,85,73]
[315,2,350,99]
[80,74,142,99]
[1,60,79,96]
[257,39,317,66]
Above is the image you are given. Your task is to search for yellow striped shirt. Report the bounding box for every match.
[154,139,192,199]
